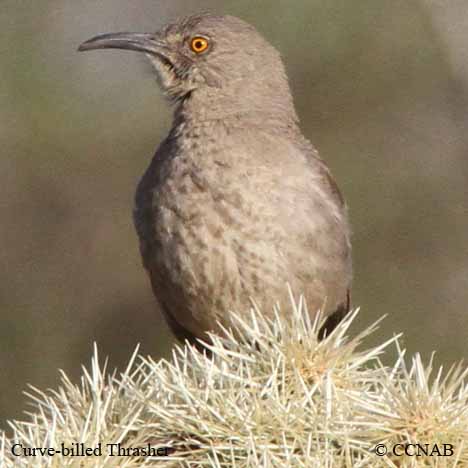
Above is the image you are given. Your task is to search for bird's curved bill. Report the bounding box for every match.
[78,32,167,56]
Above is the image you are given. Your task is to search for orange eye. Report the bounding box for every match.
[190,36,209,54]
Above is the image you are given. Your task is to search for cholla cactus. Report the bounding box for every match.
[2,291,468,467]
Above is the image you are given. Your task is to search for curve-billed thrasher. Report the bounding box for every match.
[79,13,352,348]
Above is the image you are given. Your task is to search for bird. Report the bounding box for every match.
[78,13,352,350]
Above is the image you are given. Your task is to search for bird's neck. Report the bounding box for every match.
[174,82,300,131]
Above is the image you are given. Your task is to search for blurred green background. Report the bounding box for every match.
[1,0,467,429]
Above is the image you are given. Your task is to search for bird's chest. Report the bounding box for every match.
[147,143,245,283]
[155,140,233,233]
[146,138,289,304]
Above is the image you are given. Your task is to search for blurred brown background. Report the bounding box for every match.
[1,0,467,428]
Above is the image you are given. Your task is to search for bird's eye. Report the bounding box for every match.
[190,36,209,54]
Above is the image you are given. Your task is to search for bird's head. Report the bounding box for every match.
[79,13,296,119]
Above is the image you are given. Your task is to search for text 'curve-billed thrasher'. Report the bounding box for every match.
[79,13,352,348]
